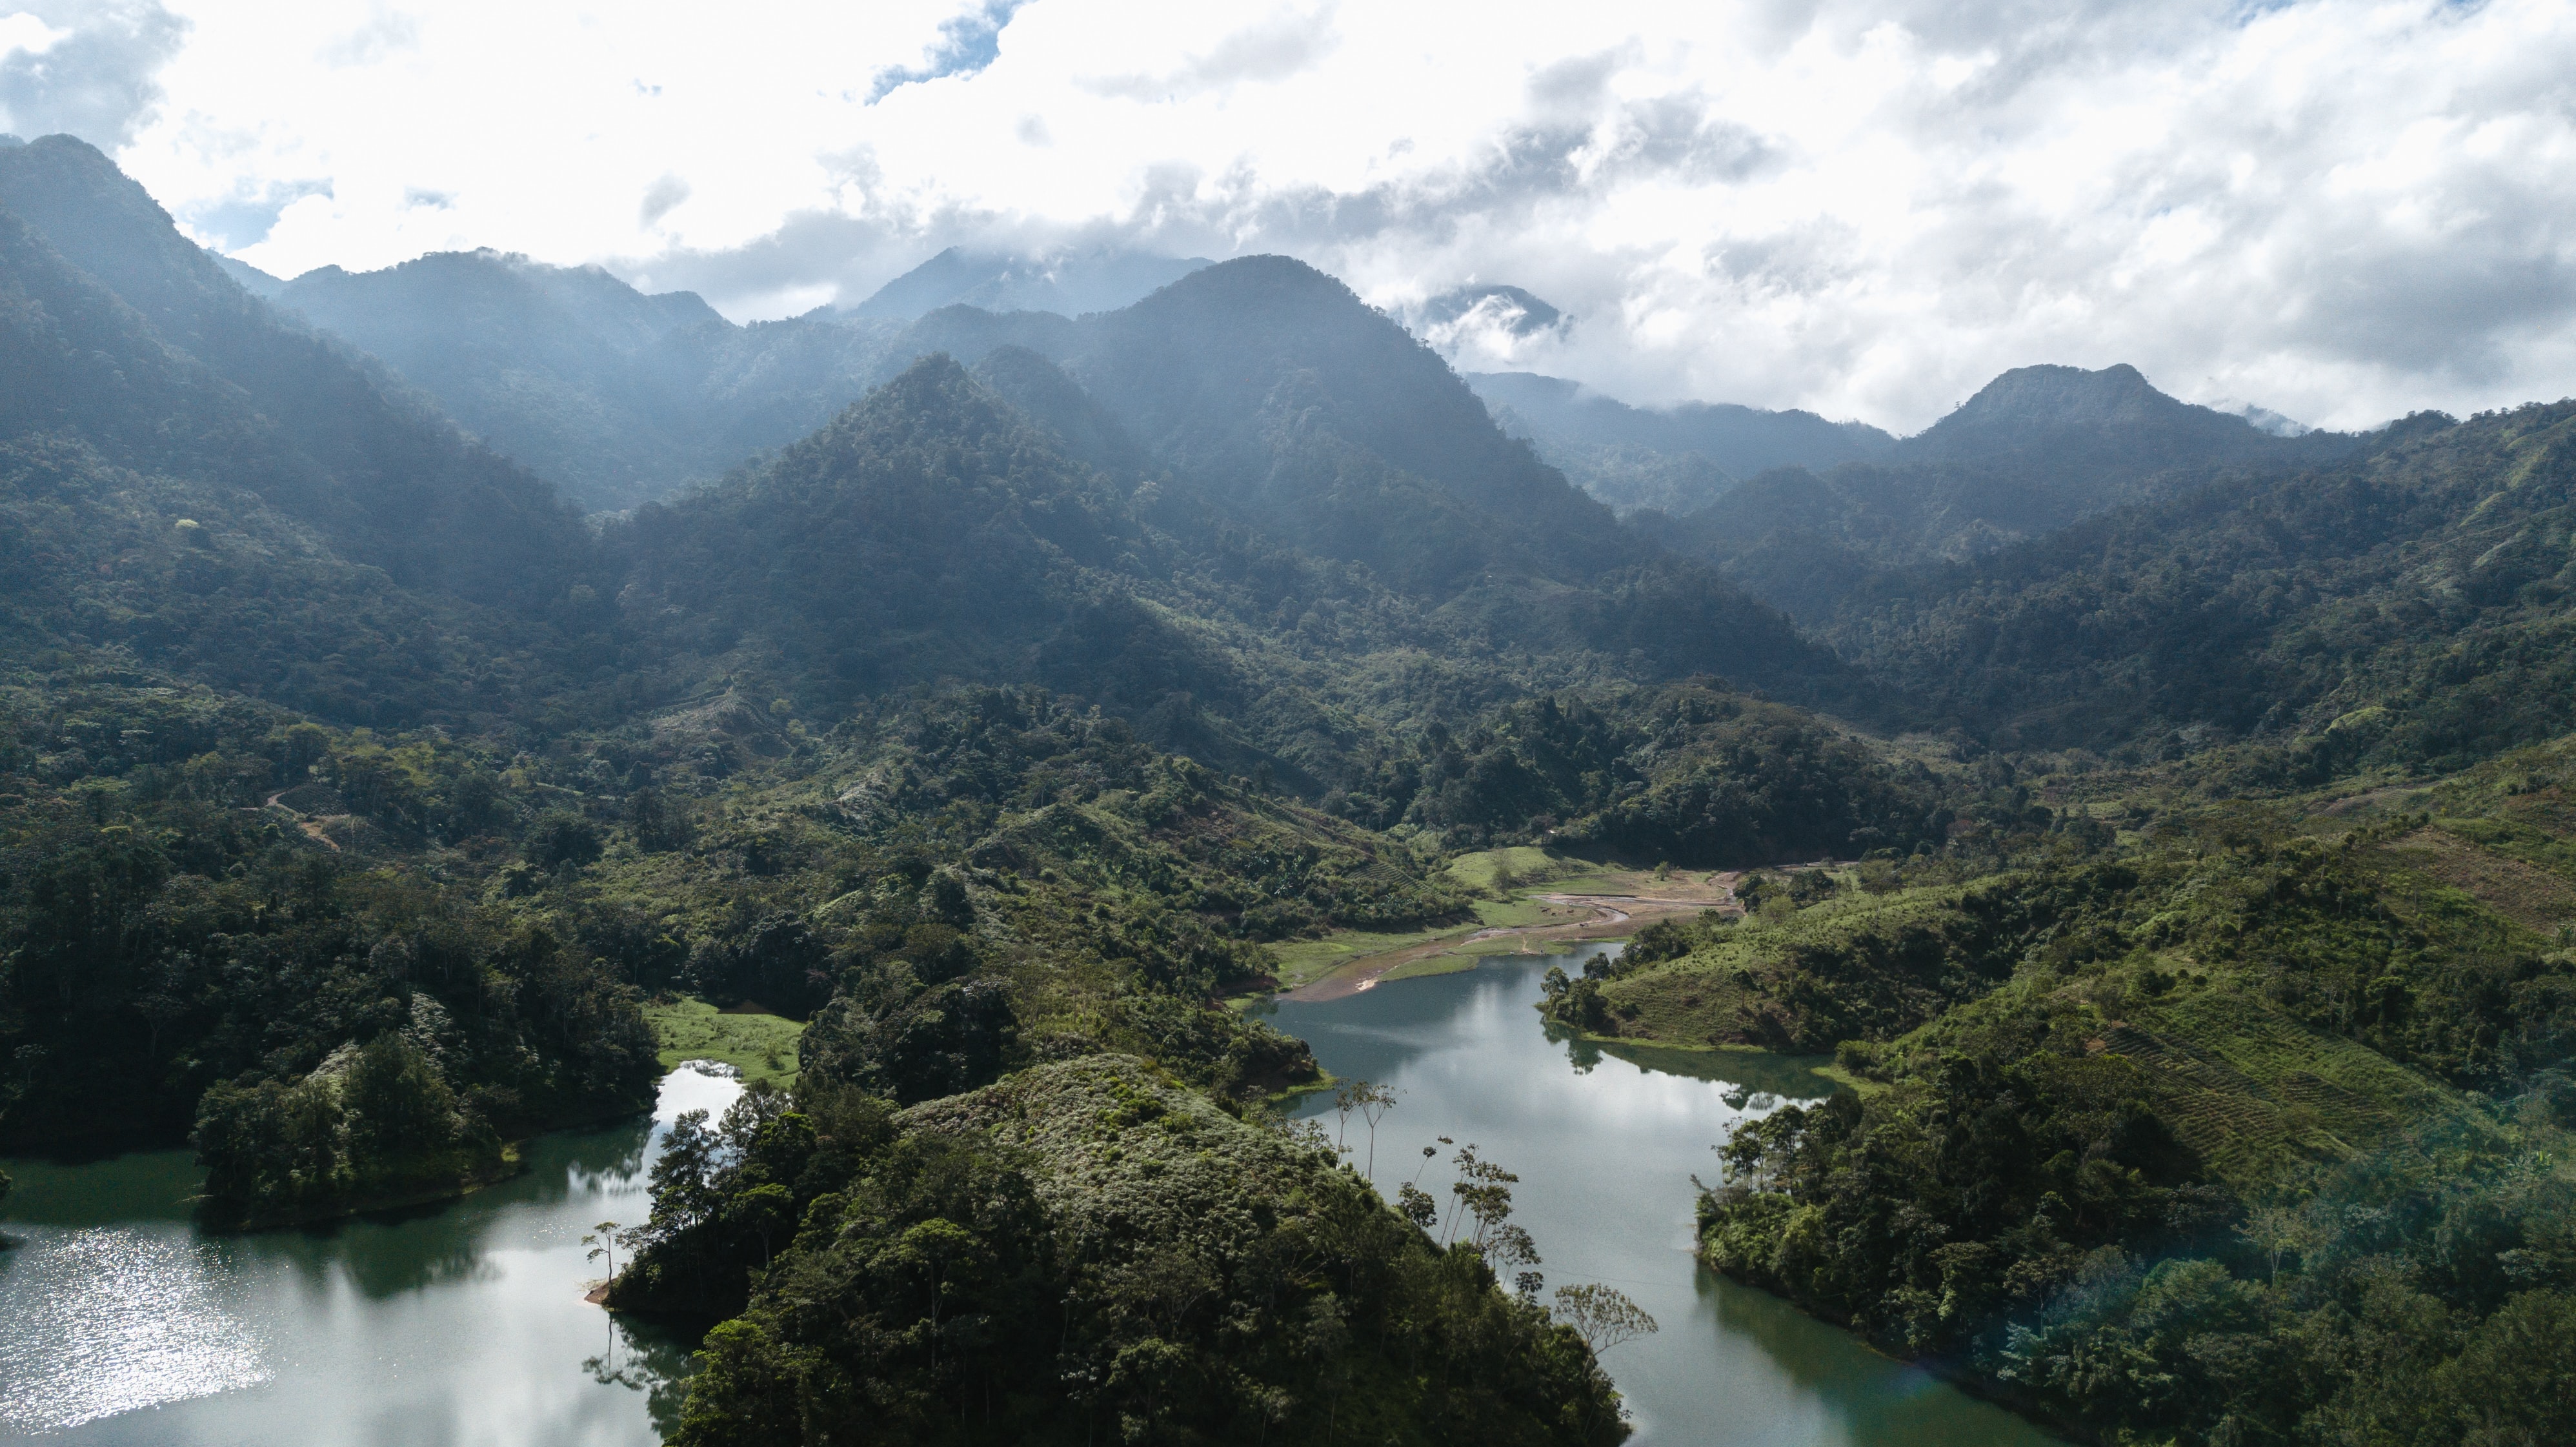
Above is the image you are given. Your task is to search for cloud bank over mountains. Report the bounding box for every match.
[6,0,2573,432]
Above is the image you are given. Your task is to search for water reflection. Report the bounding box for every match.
[0,1070,737,1444]
[585,1311,699,1441]
[1266,947,2060,1447]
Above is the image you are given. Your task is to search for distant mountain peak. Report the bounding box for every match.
[1896,361,2322,472]
[1939,363,2177,431]
[2224,401,2313,438]
[847,243,1213,321]
[1418,283,1567,340]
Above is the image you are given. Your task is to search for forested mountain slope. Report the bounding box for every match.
[868,259,1866,711]
[1632,777,2576,1444]
[1649,365,2366,621]
[1818,403,2576,766]
[271,249,912,511]
[0,136,592,609]
[1467,370,1895,516]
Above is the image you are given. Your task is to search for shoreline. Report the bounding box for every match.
[203,1149,533,1232]
[1281,890,1736,1002]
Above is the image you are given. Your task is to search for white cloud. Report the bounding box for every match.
[1,1,187,147]
[68,0,2576,431]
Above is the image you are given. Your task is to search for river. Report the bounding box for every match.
[1,949,2057,1444]
[1262,945,2060,1447]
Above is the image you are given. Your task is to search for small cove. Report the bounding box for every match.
[0,1070,736,1444]
[1262,944,2062,1447]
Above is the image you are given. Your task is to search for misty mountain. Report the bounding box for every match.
[0,135,592,614]
[843,244,1213,321]
[1889,362,2346,474]
[618,334,1862,782]
[1419,284,1565,338]
[843,257,1858,705]
[1649,362,2367,619]
[0,130,1857,787]
[262,248,909,511]
[222,245,1200,514]
[210,250,286,298]
[1469,369,1897,516]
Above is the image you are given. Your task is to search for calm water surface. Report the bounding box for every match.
[1263,947,2061,1447]
[0,1070,736,1445]
[3,958,2060,1445]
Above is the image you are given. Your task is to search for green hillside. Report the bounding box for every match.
[6,136,2576,1446]
[1815,401,2576,766]
[629,1055,1624,1444]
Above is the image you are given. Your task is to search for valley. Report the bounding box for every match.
[0,125,2571,1447]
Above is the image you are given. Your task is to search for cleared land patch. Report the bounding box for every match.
[2105,982,2479,1189]
[643,997,807,1086]
[2378,825,2576,935]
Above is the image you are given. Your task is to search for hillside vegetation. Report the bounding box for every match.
[6,133,2576,1446]
[1584,758,2576,1441]
[1819,402,2576,766]
[632,1056,1626,1446]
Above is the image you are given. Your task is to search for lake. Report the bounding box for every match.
[1261,945,2061,1447]
[0,1069,737,1445]
[2,952,2059,1444]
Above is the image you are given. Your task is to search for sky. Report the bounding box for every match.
[3,0,2572,434]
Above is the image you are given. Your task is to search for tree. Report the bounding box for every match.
[1553,1283,1658,1355]
[345,1033,460,1165]
[2239,1203,2309,1285]
[585,1220,623,1277]
[1332,1078,1398,1178]
[1444,1142,1527,1253]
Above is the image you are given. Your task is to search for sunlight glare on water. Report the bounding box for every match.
[0,1068,740,1445]
[0,1226,270,1432]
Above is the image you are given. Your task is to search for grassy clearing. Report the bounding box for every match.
[2377,826,2576,935]
[2111,977,2479,1190]
[643,997,807,1087]
[1547,864,1735,898]
[1444,846,1575,893]
[1263,895,1636,991]
[1267,926,1468,991]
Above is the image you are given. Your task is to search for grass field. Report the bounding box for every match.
[1444,846,1575,893]
[1546,864,1735,899]
[1263,895,1628,991]
[643,998,808,1086]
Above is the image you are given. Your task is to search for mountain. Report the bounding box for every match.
[1891,362,2341,474]
[236,246,1196,514]
[1420,283,1566,337]
[208,250,286,297]
[10,129,2576,1447]
[1469,370,1896,515]
[268,248,906,511]
[1651,363,2367,620]
[844,243,1213,320]
[0,134,594,617]
[700,258,1865,719]
[1809,403,2576,764]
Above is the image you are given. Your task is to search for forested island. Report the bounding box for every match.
[2,128,2573,1444]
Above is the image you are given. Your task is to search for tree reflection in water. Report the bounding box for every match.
[586,1311,703,1441]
